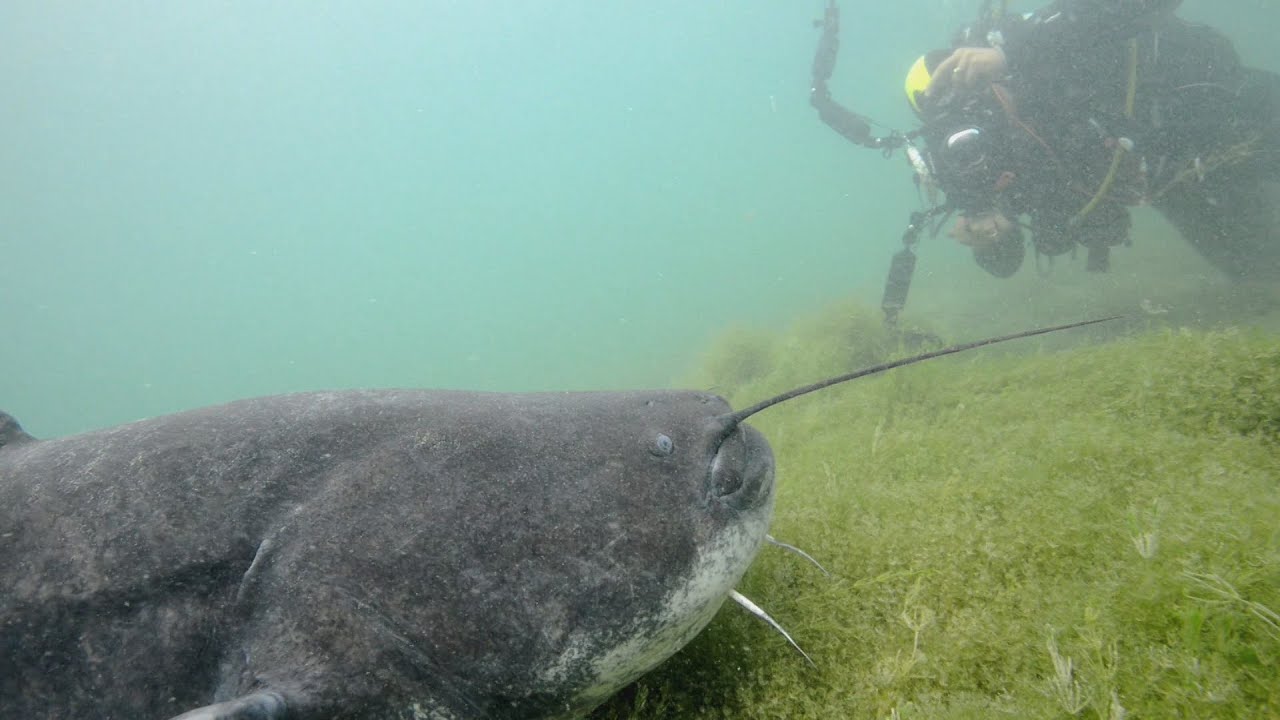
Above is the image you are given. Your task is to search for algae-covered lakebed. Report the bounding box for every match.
[595,303,1280,719]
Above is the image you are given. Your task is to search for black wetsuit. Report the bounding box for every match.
[928,0,1280,278]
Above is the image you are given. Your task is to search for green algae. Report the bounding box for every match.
[594,302,1280,719]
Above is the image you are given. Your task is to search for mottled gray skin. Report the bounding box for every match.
[0,390,775,719]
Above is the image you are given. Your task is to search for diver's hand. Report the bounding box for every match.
[950,211,1015,248]
[927,47,1007,96]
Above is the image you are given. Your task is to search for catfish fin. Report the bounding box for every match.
[0,411,35,449]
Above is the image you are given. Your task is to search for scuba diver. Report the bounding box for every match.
[812,0,1280,325]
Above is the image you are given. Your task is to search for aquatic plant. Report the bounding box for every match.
[594,305,1280,719]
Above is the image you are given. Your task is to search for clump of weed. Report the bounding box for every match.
[685,326,779,398]
[680,299,944,410]
[594,302,1280,719]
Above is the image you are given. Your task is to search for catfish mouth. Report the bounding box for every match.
[704,421,774,515]
[559,420,777,712]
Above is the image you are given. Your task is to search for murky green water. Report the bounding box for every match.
[3,1,1276,437]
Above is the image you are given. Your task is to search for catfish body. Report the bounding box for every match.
[0,390,774,719]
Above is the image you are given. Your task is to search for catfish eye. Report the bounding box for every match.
[651,433,674,457]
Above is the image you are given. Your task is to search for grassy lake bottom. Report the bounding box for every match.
[596,302,1279,719]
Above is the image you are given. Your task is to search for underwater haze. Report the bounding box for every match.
[3,0,1278,437]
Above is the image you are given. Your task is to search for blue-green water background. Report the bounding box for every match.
[3,1,1277,437]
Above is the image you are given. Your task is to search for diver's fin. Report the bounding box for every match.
[169,691,290,720]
